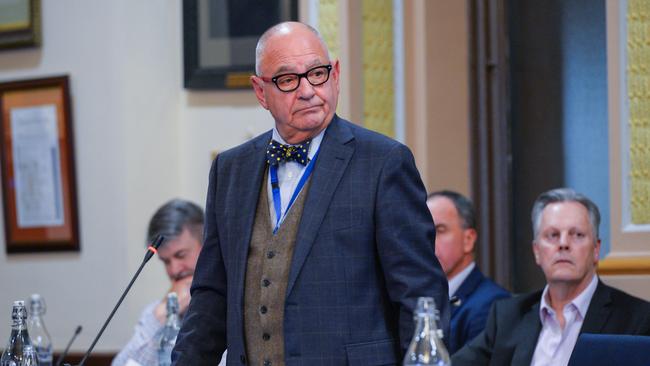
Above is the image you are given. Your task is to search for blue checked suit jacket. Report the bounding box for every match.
[172,115,449,365]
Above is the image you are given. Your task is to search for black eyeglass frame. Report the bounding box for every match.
[259,64,333,92]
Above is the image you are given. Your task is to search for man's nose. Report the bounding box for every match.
[169,260,184,278]
[296,76,316,99]
[558,232,570,250]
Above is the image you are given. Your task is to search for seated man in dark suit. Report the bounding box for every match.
[453,188,650,366]
[427,190,510,354]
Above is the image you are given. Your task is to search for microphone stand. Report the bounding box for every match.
[77,235,165,366]
[55,325,82,366]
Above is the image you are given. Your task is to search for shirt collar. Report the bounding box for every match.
[272,127,325,161]
[448,262,476,298]
[539,274,598,321]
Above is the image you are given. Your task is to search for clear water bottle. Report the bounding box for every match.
[27,295,52,366]
[158,293,180,366]
[403,297,450,366]
[20,346,38,366]
[0,300,39,366]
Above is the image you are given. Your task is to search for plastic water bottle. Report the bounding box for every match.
[403,297,450,366]
[27,295,52,366]
[1,300,39,366]
[158,293,180,366]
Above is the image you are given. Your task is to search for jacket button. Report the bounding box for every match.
[262,278,271,287]
[263,333,271,341]
[260,305,268,314]
[267,251,275,259]
[264,360,271,366]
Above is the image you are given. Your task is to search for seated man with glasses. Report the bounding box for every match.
[172,21,449,366]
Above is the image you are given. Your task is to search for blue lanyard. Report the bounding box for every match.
[269,148,320,234]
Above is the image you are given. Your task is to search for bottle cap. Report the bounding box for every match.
[12,300,27,320]
[414,297,437,315]
[29,294,46,315]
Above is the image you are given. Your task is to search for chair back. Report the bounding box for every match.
[568,333,650,366]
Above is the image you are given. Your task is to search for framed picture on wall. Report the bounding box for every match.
[0,0,41,49]
[183,0,299,90]
[0,75,80,253]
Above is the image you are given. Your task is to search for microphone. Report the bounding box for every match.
[55,325,82,366]
[77,235,165,366]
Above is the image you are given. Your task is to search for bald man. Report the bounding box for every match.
[172,21,448,365]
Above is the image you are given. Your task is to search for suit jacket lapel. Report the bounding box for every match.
[580,281,612,334]
[511,300,542,366]
[233,131,271,305]
[286,116,354,296]
[452,266,483,317]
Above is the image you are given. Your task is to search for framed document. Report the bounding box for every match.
[183,0,299,90]
[0,75,79,253]
[0,0,41,49]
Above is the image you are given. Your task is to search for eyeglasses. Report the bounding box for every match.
[260,64,332,92]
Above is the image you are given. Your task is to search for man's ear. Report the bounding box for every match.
[463,228,477,254]
[251,75,269,110]
[331,59,341,93]
[532,241,541,265]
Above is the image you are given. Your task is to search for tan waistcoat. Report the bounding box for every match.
[244,171,311,366]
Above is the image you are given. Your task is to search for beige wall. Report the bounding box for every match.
[404,0,471,196]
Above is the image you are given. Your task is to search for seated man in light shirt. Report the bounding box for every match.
[427,190,509,354]
[452,188,650,366]
[112,199,226,366]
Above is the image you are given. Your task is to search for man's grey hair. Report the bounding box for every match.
[531,188,601,241]
[427,190,477,230]
[255,21,330,76]
[147,199,204,247]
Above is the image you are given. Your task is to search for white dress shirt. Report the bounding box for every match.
[267,128,325,229]
[448,262,476,298]
[530,274,598,366]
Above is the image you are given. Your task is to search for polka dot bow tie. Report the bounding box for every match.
[266,139,311,166]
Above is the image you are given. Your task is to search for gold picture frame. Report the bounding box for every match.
[0,75,80,253]
[0,0,41,49]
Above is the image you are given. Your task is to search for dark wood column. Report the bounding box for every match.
[468,0,513,290]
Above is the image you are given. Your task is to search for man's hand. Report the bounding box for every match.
[174,275,193,315]
[153,275,193,324]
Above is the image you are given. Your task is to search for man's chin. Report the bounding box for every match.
[547,272,581,284]
[174,271,194,281]
[294,115,325,129]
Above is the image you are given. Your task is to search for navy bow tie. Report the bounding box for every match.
[266,139,311,166]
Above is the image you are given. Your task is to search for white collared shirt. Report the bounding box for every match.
[266,128,325,228]
[448,262,476,298]
[530,274,598,366]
